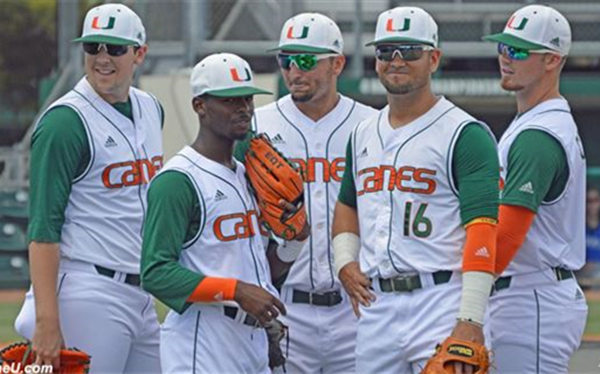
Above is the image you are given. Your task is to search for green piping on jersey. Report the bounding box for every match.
[192,311,201,374]
[324,100,357,289]
[65,104,96,184]
[386,105,457,274]
[179,153,264,286]
[445,120,485,198]
[276,101,316,289]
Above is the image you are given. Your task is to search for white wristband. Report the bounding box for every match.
[333,232,360,277]
[276,238,307,263]
[457,271,494,325]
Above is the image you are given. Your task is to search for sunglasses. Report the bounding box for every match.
[82,42,133,57]
[375,44,434,62]
[277,53,338,72]
[496,42,558,61]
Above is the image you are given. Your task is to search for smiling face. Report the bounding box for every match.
[84,44,147,103]
[194,95,255,142]
[374,43,440,95]
[280,53,345,103]
[497,46,563,92]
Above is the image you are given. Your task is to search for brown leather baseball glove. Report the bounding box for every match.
[0,341,90,374]
[421,337,489,374]
[245,133,307,240]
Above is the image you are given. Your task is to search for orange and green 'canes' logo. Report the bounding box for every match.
[506,15,528,31]
[386,18,411,32]
[286,26,309,39]
[230,67,251,82]
[91,16,116,30]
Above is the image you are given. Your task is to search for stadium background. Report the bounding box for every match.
[0,0,598,371]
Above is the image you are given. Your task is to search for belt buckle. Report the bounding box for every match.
[392,275,415,292]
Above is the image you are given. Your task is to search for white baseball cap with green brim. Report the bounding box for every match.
[190,53,272,98]
[367,7,438,47]
[73,3,146,46]
[268,13,343,54]
[482,5,571,55]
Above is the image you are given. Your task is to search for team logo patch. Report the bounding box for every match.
[214,189,227,201]
[386,18,411,32]
[475,247,490,258]
[230,67,251,82]
[447,344,474,358]
[271,134,285,144]
[286,25,309,39]
[518,181,534,194]
[506,15,528,31]
[104,136,117,147]
[91,16,116,30]
[550,37,560,47]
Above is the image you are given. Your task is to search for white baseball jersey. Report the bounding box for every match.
[351,97,493,277]
[498,97,586,275]
[38,77,163,273]
[158,146,277,296]
[252,94,376,291]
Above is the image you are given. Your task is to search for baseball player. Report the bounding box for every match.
[331,7,499,373]
[14,4,163,373]
[141,53,309,374]
[483,5,588,373]
[234,13,377,373]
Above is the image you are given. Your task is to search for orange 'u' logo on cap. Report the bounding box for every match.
[506,15,528,31]
[230,68,251,82]
[286,26,309,39]
[386,18,411,32]
[91,16,116,30]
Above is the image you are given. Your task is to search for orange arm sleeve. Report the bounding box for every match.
[495,204,536,274]
[462,219,497,273]
[186,277,238,303]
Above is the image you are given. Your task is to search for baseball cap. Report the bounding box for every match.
[367,7,438,47]
[190,53,272,98]
[269,13,343,54]
[483,5,571,55]
[73,3,146,46]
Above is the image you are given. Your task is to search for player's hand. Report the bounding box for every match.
[278,199,310,241]
[32,317,65,371]
[338,261,375,318]
[234,281,287,326]
[449,320,485,374]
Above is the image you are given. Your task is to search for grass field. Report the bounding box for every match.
[1,292,599,342]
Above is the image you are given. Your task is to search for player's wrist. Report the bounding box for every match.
[457,271,494,325]
[333,232,360,277]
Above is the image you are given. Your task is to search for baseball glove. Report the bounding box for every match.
[264,319,288,369]
[421,337,489,374]
[0,341,90,374]
[244,133,307,240]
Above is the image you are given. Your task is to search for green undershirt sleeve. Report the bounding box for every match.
[141,170,203,314]
[27,106,89,242]
[452,123,500,224]
[501,129,568,212]
[338,136,357,208]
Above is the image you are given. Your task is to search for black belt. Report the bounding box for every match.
[292,290,342,306]
[494,267,574,292]
[94,265,141,286]
[223,306,260,327]
[378,271,453,293]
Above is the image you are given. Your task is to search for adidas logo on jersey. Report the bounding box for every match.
[518,181,534,194]
[359,147,368,158]
[271,134,285,144]
[105,136,117,147]
[214,189,227,201]
[475,246,490,258]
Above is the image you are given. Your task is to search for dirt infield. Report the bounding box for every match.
[0,290,25,303]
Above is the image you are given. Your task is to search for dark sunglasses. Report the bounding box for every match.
[496,42,557,61]
[277,53,338,72]
[82,42,133,57]
[375,44,434,62]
